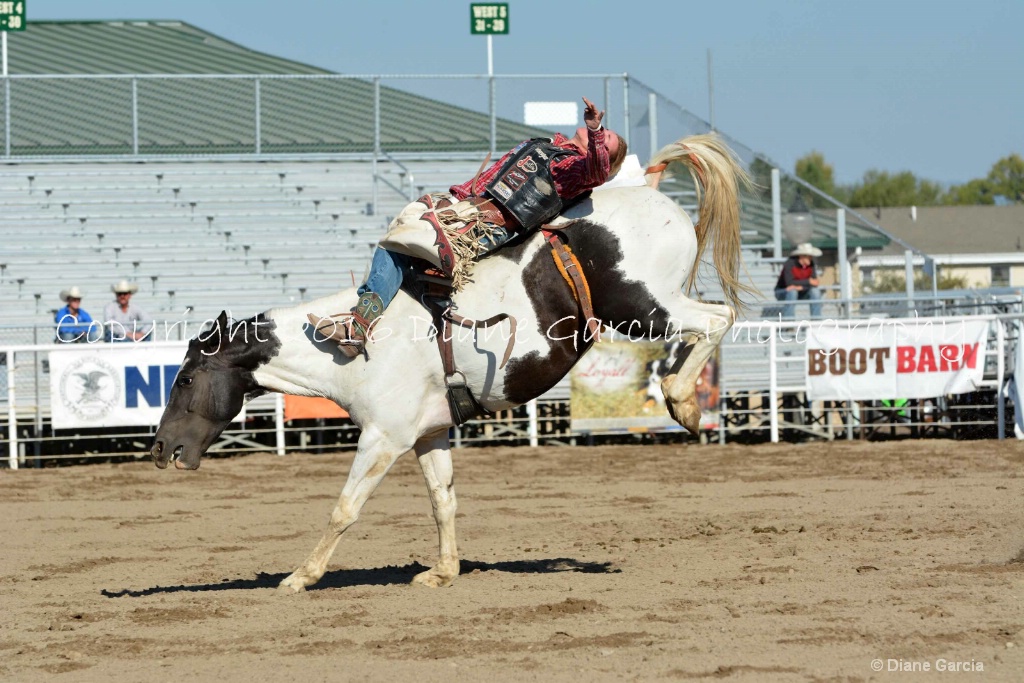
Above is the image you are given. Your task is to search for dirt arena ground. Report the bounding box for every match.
[1,439,1022,682]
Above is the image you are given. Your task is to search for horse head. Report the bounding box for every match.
[151,311,275,470]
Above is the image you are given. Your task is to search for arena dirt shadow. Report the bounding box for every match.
[100,557,620,598]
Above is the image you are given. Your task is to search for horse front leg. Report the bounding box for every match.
[278,427,411,594]
[411,431,460,588]
[657,296,734,434]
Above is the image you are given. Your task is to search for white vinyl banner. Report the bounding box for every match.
[805,320,989,401]
[49,345,186,429]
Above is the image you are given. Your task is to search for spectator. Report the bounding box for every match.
[54,286,102,343]
[775,243,823,319]
[104,280,153,342]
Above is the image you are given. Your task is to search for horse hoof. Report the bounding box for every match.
[277,575,308,594]
[666,397,701,434]
[411,567,458,588]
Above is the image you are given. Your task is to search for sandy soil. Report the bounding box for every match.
[1,440,1022,682]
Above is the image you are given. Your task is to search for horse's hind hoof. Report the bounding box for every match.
[277,574,309,594]
[411,563,459,588]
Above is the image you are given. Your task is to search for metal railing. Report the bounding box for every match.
[2,311,1021,468]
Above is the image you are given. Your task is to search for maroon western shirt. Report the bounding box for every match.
[449,128,611,203]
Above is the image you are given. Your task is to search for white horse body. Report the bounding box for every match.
[153,134,748,591]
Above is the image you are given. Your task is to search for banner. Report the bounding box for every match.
[570,340,718,432]
[806,320,989,401]
[49,345,185,429]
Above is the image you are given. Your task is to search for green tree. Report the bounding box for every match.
[847,170,942,208]
[986,153,1024,202]
[869,270,968,294]
[795,151,837,207]
[943,178,993,205]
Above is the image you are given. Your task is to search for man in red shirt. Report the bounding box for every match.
[311,96,627,356]
[774,243,823,319]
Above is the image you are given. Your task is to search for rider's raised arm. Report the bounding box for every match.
[551,126,611,199]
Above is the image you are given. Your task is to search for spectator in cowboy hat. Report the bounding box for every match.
[104,279,154,342]
[54,286,102,343]
[774,243,823,319]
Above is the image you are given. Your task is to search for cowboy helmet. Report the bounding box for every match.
[59,286,84,302]
[791,243,822,258]
[111,279,139,294]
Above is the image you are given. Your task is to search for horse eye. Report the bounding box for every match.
[177,376,193,387]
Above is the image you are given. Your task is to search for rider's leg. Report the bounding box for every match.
[308,247,410,357]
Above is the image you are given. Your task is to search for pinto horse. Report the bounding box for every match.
[151,134,750,592]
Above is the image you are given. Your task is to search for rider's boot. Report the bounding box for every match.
[306,291,385,358]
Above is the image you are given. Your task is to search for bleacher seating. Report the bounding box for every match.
[0,158,484,333]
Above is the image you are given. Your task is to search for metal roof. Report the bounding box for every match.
[739,199,890,251]
[2,21,549,155]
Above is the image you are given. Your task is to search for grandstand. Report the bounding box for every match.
[23,19,1003,463]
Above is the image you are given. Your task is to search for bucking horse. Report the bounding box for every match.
[151,133,750,592]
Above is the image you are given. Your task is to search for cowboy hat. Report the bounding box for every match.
[59,286,84,302]
[791,243,822,258]
[111,279,139,294]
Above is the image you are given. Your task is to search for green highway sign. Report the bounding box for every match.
[470,3,508,35]
[0,1,24,31]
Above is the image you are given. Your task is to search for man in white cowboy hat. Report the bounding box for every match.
[104,279,153,342]
[55,286,102,343]
[775,243,823,319]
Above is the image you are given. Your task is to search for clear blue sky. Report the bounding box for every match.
[32,0,1023,186]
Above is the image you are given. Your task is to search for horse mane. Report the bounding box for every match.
[646,133,756,312]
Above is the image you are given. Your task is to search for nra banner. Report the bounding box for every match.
[805,320,989,401]
[570,340,719,432]
[49,345,185,429]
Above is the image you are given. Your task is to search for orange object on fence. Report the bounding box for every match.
[283,395,348,421]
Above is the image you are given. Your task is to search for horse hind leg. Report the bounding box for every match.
[658,296,734,434]
[411,431,460,588]
[278,427,411,594]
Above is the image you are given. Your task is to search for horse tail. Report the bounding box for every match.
[647,133,755,312]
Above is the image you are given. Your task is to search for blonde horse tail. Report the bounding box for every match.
[646,133,755,313]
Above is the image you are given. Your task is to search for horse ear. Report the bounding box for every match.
[216,310,229,331]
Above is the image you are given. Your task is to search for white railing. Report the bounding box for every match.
[2,312,1019,469]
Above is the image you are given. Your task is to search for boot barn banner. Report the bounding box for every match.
[49,345,185,429]
[570,340,719,432]
[805,319,989,401]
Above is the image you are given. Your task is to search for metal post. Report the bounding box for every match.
[769,332,779,443]
[527,399,538,447]
[488,75,496,156]
[274,393,286,456]
[771,169,782,259]
[707,48,715,132]
[837,208,850,316]
[603,77,610,128]
[621,74,630,147]
[131,77,139,156]
[6,349,18,470]
[846,400,855,441]
[33,327,41,465]
[904,250,916,315]
[371,77,380,216]
[997,321,1005,439]
[254,78,261,155]
[5,75,11,158]
[648,92,658,162]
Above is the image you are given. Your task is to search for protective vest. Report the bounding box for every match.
[485,138,576,229]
